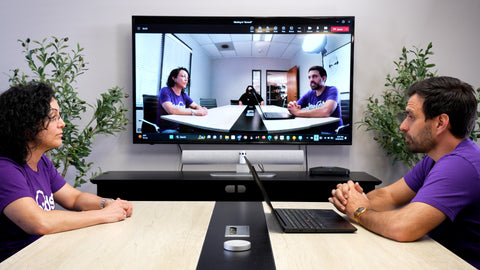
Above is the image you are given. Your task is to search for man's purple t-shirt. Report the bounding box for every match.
[296,86,342,133]
[0,155,66,262]
[156,87,193,132]
[404,139,480,268]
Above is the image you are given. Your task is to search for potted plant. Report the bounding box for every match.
[8,37,129,187]
[357,42,480,168]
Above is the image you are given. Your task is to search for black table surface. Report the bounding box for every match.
[196,201,276,270]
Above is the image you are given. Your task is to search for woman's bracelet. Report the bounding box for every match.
[100,198,113,209]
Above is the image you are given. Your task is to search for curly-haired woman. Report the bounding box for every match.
[0,83,133,262]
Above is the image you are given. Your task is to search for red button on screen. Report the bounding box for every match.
[331,26,350,32]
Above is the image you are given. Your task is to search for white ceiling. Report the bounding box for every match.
[189,34,306,59]
[189,33,350,60]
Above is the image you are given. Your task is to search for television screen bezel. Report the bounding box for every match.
[132,15,355,145]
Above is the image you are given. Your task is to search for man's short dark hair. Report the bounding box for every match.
[407,76,477,139]
[0,82,55,164]
[309,66,327,78]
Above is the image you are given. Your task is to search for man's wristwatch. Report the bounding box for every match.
[354,206,368,223]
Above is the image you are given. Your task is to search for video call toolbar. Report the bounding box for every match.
[249,19,353,34]
[135,17,354,35]
[137,133,350,144]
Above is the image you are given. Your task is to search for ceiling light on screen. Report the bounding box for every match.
[302,34,327,54]
[253,34,273,42]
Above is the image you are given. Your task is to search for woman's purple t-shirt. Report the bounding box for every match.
[0,155,66,262]
[156,87,193,132]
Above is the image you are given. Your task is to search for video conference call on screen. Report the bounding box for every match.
[132,16,354,145]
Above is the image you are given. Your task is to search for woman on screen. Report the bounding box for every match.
[0,83,133,262]
[157,67,208,133]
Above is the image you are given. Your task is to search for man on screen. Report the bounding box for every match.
[287,66,342,133]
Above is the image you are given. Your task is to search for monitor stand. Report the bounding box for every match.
[210,157,276,178]
[181,149,303,179]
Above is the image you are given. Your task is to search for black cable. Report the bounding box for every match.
[303,145,309,171]
[177,144,184,172]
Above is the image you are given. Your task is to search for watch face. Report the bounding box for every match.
[355,207,366,217]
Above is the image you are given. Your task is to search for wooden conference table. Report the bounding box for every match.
[161,105,339,133]
[0,201,474,270]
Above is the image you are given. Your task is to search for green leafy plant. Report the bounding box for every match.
[9,37,129,187]
[358,42,480,168]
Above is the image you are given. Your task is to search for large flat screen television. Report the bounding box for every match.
[132,16,354,145]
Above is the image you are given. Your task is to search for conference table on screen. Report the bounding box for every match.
[1,201,474,270]
[161,105,339,133]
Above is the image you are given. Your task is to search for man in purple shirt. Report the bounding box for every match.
[329,76,480,268]
[287,66,342,133]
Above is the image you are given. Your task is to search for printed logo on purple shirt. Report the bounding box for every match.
[35,190,55,211]
[304,100,326,110]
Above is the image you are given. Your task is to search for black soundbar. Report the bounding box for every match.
[309,166,350,176]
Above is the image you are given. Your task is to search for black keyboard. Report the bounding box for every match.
[276,209,326,229]
[263,112,279,118]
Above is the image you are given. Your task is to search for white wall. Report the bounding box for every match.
[1,0,479,194]
[212,57,292,105]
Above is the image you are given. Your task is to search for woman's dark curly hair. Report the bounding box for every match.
[166,67,190,89]
[0,82,54,165]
